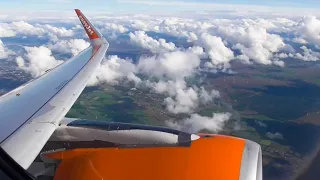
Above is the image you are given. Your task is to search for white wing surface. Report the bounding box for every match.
[0,9,108,169]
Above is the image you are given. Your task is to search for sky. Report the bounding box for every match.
[1,0,320,15]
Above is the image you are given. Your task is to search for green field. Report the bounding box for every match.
[67,88,155,125]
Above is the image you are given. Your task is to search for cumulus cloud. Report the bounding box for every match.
[3,13,319,69]
[256,120,267,127]
[166,112,231,133]
[16,46,63,77]
[129,31,176,53]
[124,16,289,68]
[88,55,139,86]
[187,46,205,56]
[0,21,74,41]
[85,51,214,114]
[214,24,285,65]
[105,23,128,33]
[128,17,292,68]
[164,87,198,114]
[101,23,129,39]
[266,132,283,140]
[148,80,185,96]
[0,40,14,59]
[292,37,308,44]
[147,80,219,114]
[295,46,320,61]
[147,80,199,114]
[197,33,234,65]
[0,25,15,37]
[9,21,44,36]
[163,87,219,114]
[155,18,212,40]
[43,24,74,41]
[137,51,200,79]
[49,39,90,56]
[295,16,320,46]
[199,87,220,104]
[8,14,320,135]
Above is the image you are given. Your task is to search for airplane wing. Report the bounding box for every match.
[0,9,109,169]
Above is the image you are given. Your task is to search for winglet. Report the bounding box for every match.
[75,9,102,40]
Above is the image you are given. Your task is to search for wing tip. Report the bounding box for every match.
[74,9,80,14]
[75,9,101,40]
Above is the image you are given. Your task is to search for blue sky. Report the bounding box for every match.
[1,0,319,13]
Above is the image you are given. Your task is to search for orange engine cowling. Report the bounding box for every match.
[44,134,262,180]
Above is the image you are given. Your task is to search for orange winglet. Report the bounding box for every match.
[48,135,246,180]
[75,9,100,40]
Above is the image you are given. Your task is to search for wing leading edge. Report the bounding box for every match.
[0,9,108,169]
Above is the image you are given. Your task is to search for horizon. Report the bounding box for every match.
[0,0,320,20]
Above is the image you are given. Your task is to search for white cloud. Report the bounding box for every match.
[129,31,176,53]
[43,24,74,37]
[137,51,200,79]
[154,18,211,40]
[280,44,295,53]
[0,25,15,37]
[256,121,267,127]
[49,39,90,56]
[163,86,220,114]
[266,132,283,140]
[197,33,234,65]
[147,80,219,114]
[85,51,213,114]
[10,21,45,36]
[166,112,231,133]
[16,46,63,77]
[7,13,320,127]
[42,24,74,41]
[295,16,320,46]
[149,80,186,96]
[127,72,142,85]
[164,87,198,114]
[0,39,14,59]
[105,23,128,33]
[187,32,198,42]
[199,87,220,104]
[292,37,308,44]
[272,60,285,67]
[275,53,289,59]
[214,23,285,65]
[0,21,75,41]
[88,55,138,86]
[146,80,199,114]
[234,43,273,65]
[187,46,205,56]
[295,46,320,61]
[123,16,289,68]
